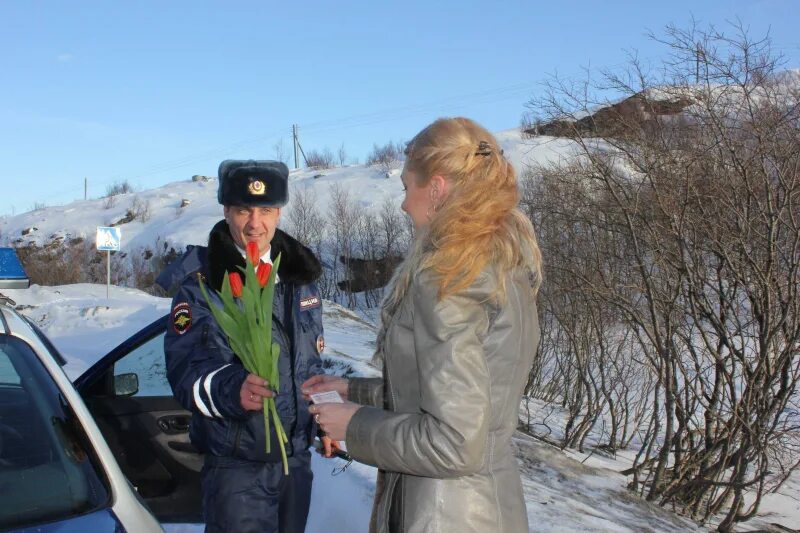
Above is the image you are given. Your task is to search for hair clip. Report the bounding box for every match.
[475,141,504,157]
[475,141,493,156]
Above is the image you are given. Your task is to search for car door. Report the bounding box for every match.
[74,316,203,523]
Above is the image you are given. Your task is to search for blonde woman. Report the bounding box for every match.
[304,117,542,533]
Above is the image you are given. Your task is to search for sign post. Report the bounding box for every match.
[96,227,121,299]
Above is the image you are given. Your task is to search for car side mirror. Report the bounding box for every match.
[114,372,139,397]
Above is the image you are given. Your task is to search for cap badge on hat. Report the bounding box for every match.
[248,179,267,195]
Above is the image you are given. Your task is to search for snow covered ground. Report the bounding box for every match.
[4,283,691,532]
[6,283,796,532]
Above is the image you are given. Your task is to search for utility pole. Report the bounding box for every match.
[84,178,88,200]
[695,42,703,84]
[292,124,300,169]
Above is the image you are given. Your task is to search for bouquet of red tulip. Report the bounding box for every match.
[198,241,289,474]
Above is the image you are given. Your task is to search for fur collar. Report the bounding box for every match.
[207,219,322,291]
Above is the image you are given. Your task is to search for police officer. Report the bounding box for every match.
[163,160,324,532]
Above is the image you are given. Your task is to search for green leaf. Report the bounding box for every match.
[221,270,232,300]
[261,254,281,322]
[242,261,263,319]
[264,401,271,453]
[271,343,281,389]
[199,279,239,337]
[269,398,289,475]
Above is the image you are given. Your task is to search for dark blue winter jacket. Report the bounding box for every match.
[162,221,324,463]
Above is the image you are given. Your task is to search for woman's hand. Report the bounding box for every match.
[240,373,274,411]
[308,402,361,441]
[319,436,344,458]
[301,374,349,401]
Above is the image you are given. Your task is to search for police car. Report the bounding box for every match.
[0,248,203,531]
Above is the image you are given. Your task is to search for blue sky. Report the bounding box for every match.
[1,1,798,216]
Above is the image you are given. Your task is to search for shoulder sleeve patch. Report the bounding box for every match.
[299,295,321,311]
[172,302,192,335]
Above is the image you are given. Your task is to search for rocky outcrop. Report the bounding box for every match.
[528,91,693,139]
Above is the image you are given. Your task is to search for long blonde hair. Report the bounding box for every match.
[404,117,542,300]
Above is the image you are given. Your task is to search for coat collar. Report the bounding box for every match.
[207,219,321,291]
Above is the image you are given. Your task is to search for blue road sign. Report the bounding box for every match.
[96,227,121,251]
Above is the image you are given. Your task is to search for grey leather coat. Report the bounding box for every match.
[346,266,539,533]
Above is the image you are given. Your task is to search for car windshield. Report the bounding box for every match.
[0,335,111,530]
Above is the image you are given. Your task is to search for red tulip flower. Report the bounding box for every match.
[257,261,272,288]
[229,272,244,298]
[246,241,260,265]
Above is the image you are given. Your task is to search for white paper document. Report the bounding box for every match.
[309,390,344,404]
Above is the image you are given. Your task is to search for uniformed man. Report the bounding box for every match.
[163,160,325,532]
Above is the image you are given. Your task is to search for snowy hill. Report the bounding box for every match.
[0,128,578,253]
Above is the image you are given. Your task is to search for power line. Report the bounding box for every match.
[108,126,293,183]
[300,88,536,139]
[297,81,537,134]
[115,82,538,180]
[29,81,541,207]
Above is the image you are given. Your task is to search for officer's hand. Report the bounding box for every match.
[240,373,274,411]
[301,374,349,401]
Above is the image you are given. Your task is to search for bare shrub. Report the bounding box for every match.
[130,239,181,295]
[129,196,152,223]
[105,180,133,197]
[305,148,334,169]
[366,141,405,172]
[326,184,361,306]
[285,187,325,252]
[127,237,183,296]
[130,252,151,289]
[353,210,381,307]
[284,186,331,297]
[15,239,120,286]
[148,240,182,291]
[378,196,411,258]
[15,235,181,294]
[525,21,800,531]
[64,240,125,285]
[15,244,83,285]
